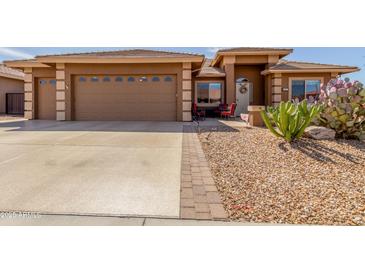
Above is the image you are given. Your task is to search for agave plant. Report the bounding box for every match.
[316,78,365,140]
[260,100,322,142]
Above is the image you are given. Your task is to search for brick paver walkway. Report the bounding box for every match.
[180,125,227,220]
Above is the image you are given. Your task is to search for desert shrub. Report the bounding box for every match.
[260,100,321,142]
[316,78,365,140]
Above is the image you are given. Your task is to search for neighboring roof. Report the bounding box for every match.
[35,49,204,58]
[3,59,51,69]
[0,63,24,80]
[211,47,293,66]
[196,59,225,77]
[261,60,360,75]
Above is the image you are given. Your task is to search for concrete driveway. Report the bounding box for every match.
[0,120,182,218]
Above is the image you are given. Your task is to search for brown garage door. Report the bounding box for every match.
[37,78,56,120]
[73,75,177,121]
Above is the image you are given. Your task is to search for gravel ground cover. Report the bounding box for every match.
[198,125,365,225]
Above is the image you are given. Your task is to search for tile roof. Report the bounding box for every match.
[196,59,225,77]
[36,49,204,58]
[269,60,359,71]
[0,63,24,80]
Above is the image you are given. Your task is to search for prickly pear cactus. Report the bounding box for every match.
[316,78,365,140]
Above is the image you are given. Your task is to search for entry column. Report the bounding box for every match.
[272,73,282,106]
[182,62,192,121]
[24,67,34,119]
[56,63,66,121]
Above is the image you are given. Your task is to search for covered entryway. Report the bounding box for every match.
[73,75,177,121]
[37,78,56,120]
[6,93,24,115]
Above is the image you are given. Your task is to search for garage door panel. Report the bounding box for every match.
[74,75,177,121]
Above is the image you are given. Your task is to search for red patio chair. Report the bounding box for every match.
[192,103,206,121]
[220,103,237,119]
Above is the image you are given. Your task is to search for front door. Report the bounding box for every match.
[235,79,253,115]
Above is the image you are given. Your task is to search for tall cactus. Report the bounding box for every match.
[261,100,322,142]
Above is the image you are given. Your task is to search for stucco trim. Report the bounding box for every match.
[24,111,33,119]
[182,91,192,101]
[56,111,66,121]
[24,101,32,111]
[24,83,32,92]
[182,80,192,90]
[56,80,65,90]
[182,70,192,80]
[182,111,192,121]
[56,70,65,80]
[24,93,32,101]
[56,91,65,101]
[272,78,282,86]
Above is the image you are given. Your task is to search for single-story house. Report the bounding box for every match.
[4,48,359,121]
[0,64,24,115]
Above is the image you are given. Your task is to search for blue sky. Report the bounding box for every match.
[1,47,364,82]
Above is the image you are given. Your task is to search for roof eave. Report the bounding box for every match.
[261,68,360,75]
[4,60,51,69]
[218,50,293,56]
[211,50,293,67]
[35,56,205,64]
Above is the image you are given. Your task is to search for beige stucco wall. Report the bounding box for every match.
[0,76,24,113]
[234,65,266,105]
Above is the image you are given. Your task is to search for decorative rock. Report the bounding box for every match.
[197,124,365,225]
[304,126,336,140]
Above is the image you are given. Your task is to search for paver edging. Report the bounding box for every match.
[180,125,228,221]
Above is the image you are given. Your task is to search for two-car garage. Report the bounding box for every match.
[5,49,205,122]
[73,74,177,121]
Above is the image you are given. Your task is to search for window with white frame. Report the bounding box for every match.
[291,79,321,101]
[196,82,223,106]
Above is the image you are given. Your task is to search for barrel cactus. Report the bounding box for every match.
[316,78,365,140]
[261,100,322,142]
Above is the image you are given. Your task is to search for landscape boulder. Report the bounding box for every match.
[304,126,336,140]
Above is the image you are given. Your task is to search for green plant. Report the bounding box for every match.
[316,78,365,140]
[260,100,322,142]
